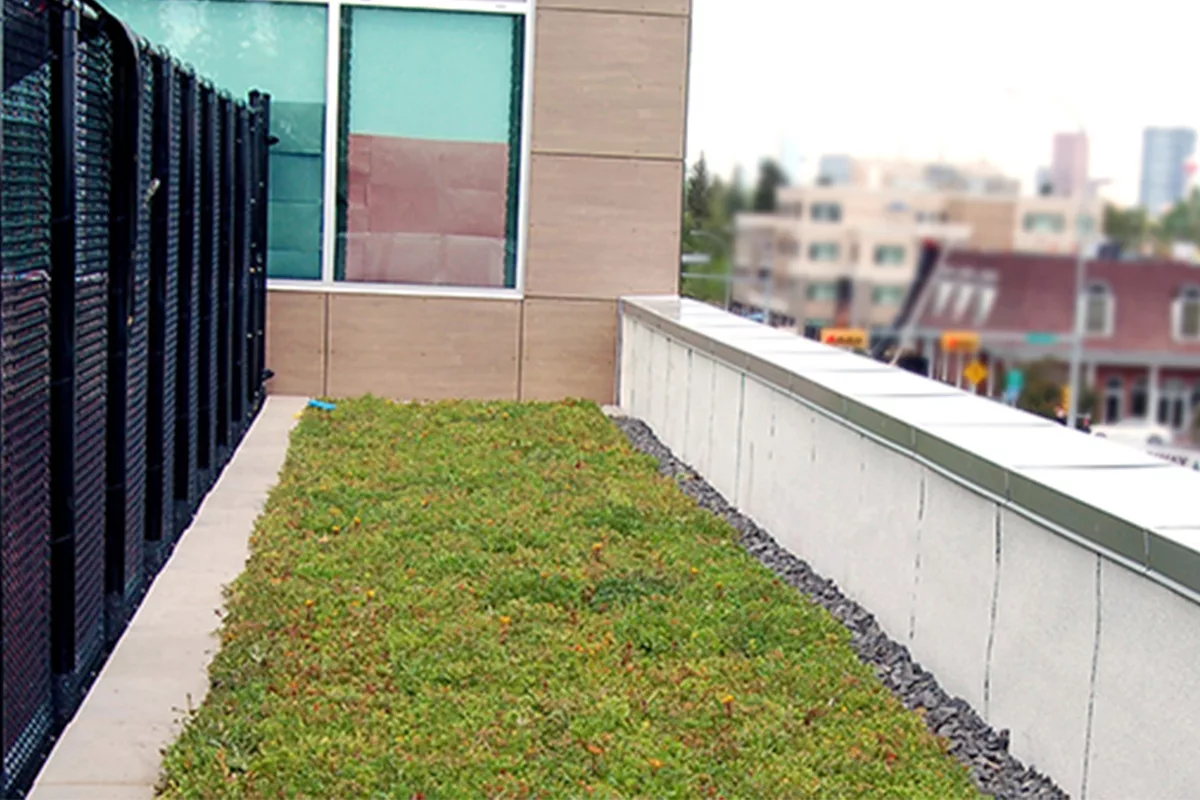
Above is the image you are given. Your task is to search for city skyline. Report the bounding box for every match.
[686,0,1200,207]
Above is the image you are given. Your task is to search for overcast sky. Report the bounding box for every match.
[686,0,1200,206]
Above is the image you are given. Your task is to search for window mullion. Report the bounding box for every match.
[319,0,343,285]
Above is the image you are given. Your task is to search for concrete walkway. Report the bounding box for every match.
[30,395,307,800]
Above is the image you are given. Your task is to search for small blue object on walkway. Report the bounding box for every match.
[308,399,337,411]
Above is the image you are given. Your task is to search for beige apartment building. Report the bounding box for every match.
[733,161,1103,330]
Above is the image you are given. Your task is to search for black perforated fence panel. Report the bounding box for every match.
[144,50,179,573]
[215,95,232,460]
[104,24,149,643]
[1,0,54,791]
[173,70,200,533]
[63,16,113,705]
[0,6,270,793]
[196,84,218,492]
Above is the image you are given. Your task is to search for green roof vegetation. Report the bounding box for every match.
[159,398,980,799]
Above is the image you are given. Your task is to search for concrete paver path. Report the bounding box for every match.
[29,395,307,800]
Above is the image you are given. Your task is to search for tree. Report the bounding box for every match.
[1103,203,1150,253]
[724,166,749,219]
[751,158,789,213]
[1016,357,1095,421]
[686,154,713,225]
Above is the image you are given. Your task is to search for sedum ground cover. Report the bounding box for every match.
[159,398,980,799]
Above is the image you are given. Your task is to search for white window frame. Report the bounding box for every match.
[808,242,840,262]
[1081,281,1114,337]
[871,285,905,306]
[266,0,535,300]
[811,203,842,223]
[1172,285,1200,341]
[873,244,905,265]
[1022,212,1066,234]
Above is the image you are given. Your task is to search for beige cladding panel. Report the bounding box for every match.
[265,290,326,397]
[539,0,689,13]
[521,298,618,403]
[532,9,688,159]
[947,199,1016,251]
[525,154,682,298]
[327,294,521,401]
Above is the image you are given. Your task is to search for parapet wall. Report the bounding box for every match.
[619,296,1200,800]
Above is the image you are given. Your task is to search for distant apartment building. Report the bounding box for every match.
[1139,127,1197,214]
[731,158,1102,331]
[1051,132,1089,197]
[732,185,969,331]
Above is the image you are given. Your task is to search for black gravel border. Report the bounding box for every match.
[613,416,1067,800]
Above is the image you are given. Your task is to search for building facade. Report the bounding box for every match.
[908,251,1200,436]
[1139,127,1197,214]
[732,174,1102,332]
[1051,132,1089,197]
[109,0,690,403]
[732,185,968,331]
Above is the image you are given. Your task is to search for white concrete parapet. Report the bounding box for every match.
[619,295,1200,800]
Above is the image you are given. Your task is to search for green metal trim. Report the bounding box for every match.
[503,16,525,290]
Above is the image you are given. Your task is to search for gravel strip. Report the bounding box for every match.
[613,416,1067,800]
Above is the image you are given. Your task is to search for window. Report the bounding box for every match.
[808,242,840,261]
[951,282,975,321]
[104,0,330,279]
[111,0,530,290]
[872,286,906,306]
[975,285,998,326]
[1023,212,1066,233]
[806,282,838,302]
[777,237,800,257]
[780,202,803,218]
[1077,215,1096,235]
[932,279,954,316]
[1159,379,1187,428]
[335,8,525,288]
[1083,283,1113,336]
[1103,375,1123,423]
[1131,377,1148,418]
[874,245,905,265]
[1174,286,1200,339]
[811,203,842,222]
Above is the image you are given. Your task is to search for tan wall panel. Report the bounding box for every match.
[525,154,682,298]
[532,10,688,159]
[521,298,617,403]
[538,0,688,16]
[327,295,520,400]
[265,290,326,396]
[947,199,1017,252]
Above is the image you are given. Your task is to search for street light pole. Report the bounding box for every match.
[1066,175,1109,430]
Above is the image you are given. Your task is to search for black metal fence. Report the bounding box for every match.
[0,0,271,794]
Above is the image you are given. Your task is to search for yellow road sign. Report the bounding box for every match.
[963,360,988,387]
[942,331,981,355]
[820,328,868,350]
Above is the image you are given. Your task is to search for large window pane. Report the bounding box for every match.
[335,8,523,289]
[101,0,328,280]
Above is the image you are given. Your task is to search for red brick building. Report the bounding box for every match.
[904,250,1200,433]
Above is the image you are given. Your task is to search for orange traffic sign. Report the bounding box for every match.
[942,331,981,354]
[821,328,868,349]
[963,360,988,387]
